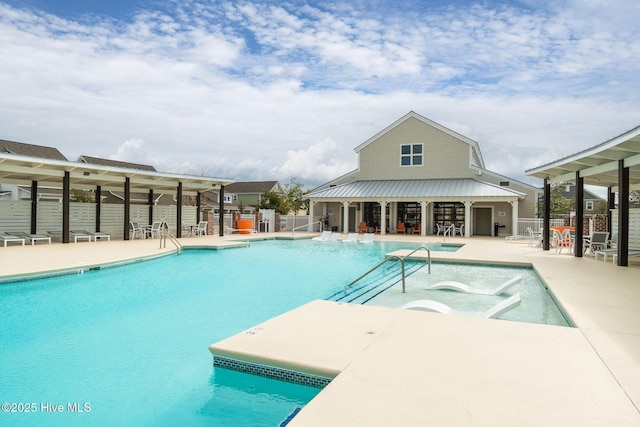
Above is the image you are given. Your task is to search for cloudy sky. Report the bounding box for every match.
[1,0,639,190]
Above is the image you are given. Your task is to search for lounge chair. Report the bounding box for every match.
[426,275,522,295]
[0,233,25,247]
[612,249,640,264]
[69,230,93,242]
[8,232,51,245]
[341,233,359,243]
[327,232,340,241]
[359,233,374,244]
[72,230,111,242]
[583,231,609,255]
[402,293,521,319]
[312,231,332,241]
[594,248,618,262]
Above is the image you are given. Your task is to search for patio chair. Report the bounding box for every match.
[396,222,406,234]
[552,229,573,253]
[426,275,522,295]
[526,227,542,247]
[130,222,144,239]
[402,293,521,319]
[435,223,444,235]
[583,231,609,255]
[357,222,367,233]
[453,224,464,236]
[194,221,208,237]
[412,223,422,235]
[0,233,26,247]
[149,221,164,239]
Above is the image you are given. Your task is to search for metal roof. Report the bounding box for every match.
[306,179,525,200]
[0,152,234,194]
[526,125,640,188]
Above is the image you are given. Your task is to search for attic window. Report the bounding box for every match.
[499,181,510,187]
[401,144,423,166]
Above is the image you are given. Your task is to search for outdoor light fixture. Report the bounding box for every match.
[83,171,90,176]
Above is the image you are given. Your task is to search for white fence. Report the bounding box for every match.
[516,218,566,237]
[0,200,197,237]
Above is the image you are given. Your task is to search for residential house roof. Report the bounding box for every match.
[225,181,282,194]
[77,155,157,171]
[1,139,67,160]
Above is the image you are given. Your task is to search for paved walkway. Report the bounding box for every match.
[2,233,639,425]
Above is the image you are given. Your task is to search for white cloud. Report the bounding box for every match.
[1,0,639,191]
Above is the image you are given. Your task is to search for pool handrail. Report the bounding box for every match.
[291,220,324,237]
[158,223,183,254]
[344,245,432,294]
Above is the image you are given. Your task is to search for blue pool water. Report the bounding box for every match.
[0,239,561,426]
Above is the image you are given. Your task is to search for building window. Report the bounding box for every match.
[500,181,510,187]
[223,195,233,203]
[401,144,423,166]
[586,201,594,211]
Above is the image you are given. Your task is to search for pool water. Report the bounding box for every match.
[0,239,562,426]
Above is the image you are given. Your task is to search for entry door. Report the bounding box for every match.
[474,207,492,236]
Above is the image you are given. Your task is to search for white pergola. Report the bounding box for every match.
[526,125,640,266]
[0,152,234,242]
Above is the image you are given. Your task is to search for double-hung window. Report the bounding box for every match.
[401,144,423,166]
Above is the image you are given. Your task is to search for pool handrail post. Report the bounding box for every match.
[291,220,323,237]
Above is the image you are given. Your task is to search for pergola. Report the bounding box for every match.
[0,152,234,242]
[526,125,640,266]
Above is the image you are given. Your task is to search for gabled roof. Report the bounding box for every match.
[1,139,67,160]
[306,179,525,200]
[353,111,486,169]
[78,155,156,172]
[225,181,282,194]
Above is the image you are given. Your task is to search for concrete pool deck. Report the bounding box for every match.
[1,233,639,425]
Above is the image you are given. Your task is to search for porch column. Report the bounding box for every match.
[543,179,550,251]
[124,177,131,240]
[510,200,519,239]
[618,160,629,267]
[575,173,584,257]
[95,185,102,232]
[308,200,315,232]
[380,201,387,235]
[420,201,428,236]
[464,201,472,238]
[342,201,350,233]
[219,185,225,236]
[389,202,397,233]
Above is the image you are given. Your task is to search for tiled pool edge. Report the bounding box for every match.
[213,356,332,389]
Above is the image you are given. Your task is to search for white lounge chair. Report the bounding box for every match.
[69,230,92,242]
[341,233,359,243]
[0,233,26,247]
[312,231,332,241]
[359,233,374,244]
[402,293,521,319]
[72,230,111,242]
[327,232,340,241]
[8,232,51,245]
[426,275,522,295]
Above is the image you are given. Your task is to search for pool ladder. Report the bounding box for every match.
[160,231,183,255]
[344,246,431,294]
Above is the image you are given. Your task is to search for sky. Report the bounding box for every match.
[1,0,639,191]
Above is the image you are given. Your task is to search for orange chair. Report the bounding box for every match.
[396,222,406,234]
[358,221,367,233]
[412,223,421,235]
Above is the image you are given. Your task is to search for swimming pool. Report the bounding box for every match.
[0,239,564,426]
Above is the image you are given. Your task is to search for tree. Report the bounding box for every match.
[259,190,289,214]
[537,184,571,218]
[283,179,309,215]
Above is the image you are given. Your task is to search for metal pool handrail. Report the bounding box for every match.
[344,255,407,293]
[291,220,324,237]
[344,245,432,294]
[159,223,183,254]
